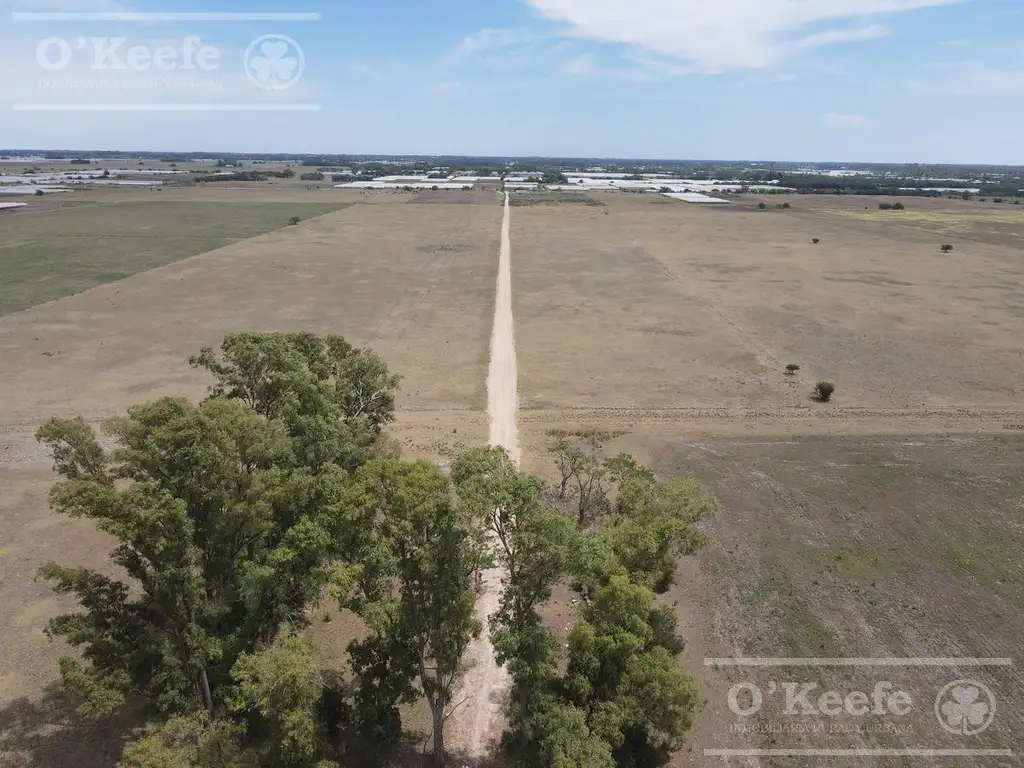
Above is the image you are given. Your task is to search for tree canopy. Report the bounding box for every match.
[34,332,714,768]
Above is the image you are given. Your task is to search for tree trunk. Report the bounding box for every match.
[199,666,214,715]
[431,698,445,765]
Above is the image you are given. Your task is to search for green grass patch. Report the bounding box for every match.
[851,462,908,489]
[0,200,351,315]
[746,543,845,659]
[751,567,844,658]
[806,542,906,584]
[937,516,1024,607]
[509,192,603,207]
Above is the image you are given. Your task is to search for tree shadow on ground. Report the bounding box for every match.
[392,731,510,768]
[0,687,139,768]
[400,749,509,768]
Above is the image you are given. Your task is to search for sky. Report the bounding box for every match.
[0,0,1022,163]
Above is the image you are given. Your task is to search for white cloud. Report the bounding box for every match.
[822,112,869,126]
[524,0,969,71]
[796,25,890,49]
[926,60,1024,94]
[452,28,546,56]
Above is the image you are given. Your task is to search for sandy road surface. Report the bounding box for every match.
[452,193,517,759]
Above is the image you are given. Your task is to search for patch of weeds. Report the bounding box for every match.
[545,427,627,443]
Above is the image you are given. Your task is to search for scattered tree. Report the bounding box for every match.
[757,202,767,210]
[812,238,820,244]
[940,244,954,253]
[785,364,800,375]
[813,381,836,402]
[289,216,301,225]
[551,438,610,527]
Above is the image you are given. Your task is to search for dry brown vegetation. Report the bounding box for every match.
[2,183,1023,766]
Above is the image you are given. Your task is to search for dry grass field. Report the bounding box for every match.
[0,185,500,766]
[512,192,1024,767]
[2,183,1023,766]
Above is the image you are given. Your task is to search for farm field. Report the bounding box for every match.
[0,194,355,315]
[2,184,1023,766]
[0,187,502,766]
[511,192,1024,766]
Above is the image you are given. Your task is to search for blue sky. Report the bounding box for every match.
[1,0,1022,162]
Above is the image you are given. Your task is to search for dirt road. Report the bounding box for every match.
[452,192,517,759]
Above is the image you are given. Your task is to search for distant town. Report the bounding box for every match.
[2,152,1022,208]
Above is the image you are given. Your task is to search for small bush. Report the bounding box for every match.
[813,382,836,402]
[288,216,301,225]
[782,202,791,209]
[878,203,893,211]
[812,238,820,244]
[758,202,767,210]
[994,198,1004,204]
[892,202,905,210]
[940,244,954,253]
[785,364,800,375]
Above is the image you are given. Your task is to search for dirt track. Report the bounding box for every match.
[451,193,517,759]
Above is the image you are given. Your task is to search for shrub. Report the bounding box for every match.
[782,202,791,209]
[757,202,767,210]
[940,244,954,253]
[994,198,1004,204]
[812,238,820,244]
[785,364,800,375]
[892,202,905,210]
[289,216,301,225]
[878,203,893,211]
[813,382,836,402]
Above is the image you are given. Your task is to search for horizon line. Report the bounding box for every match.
[0,149,1020,167]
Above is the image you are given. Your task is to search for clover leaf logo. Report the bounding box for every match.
[935,680,996,736]
[244,34,304,91]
